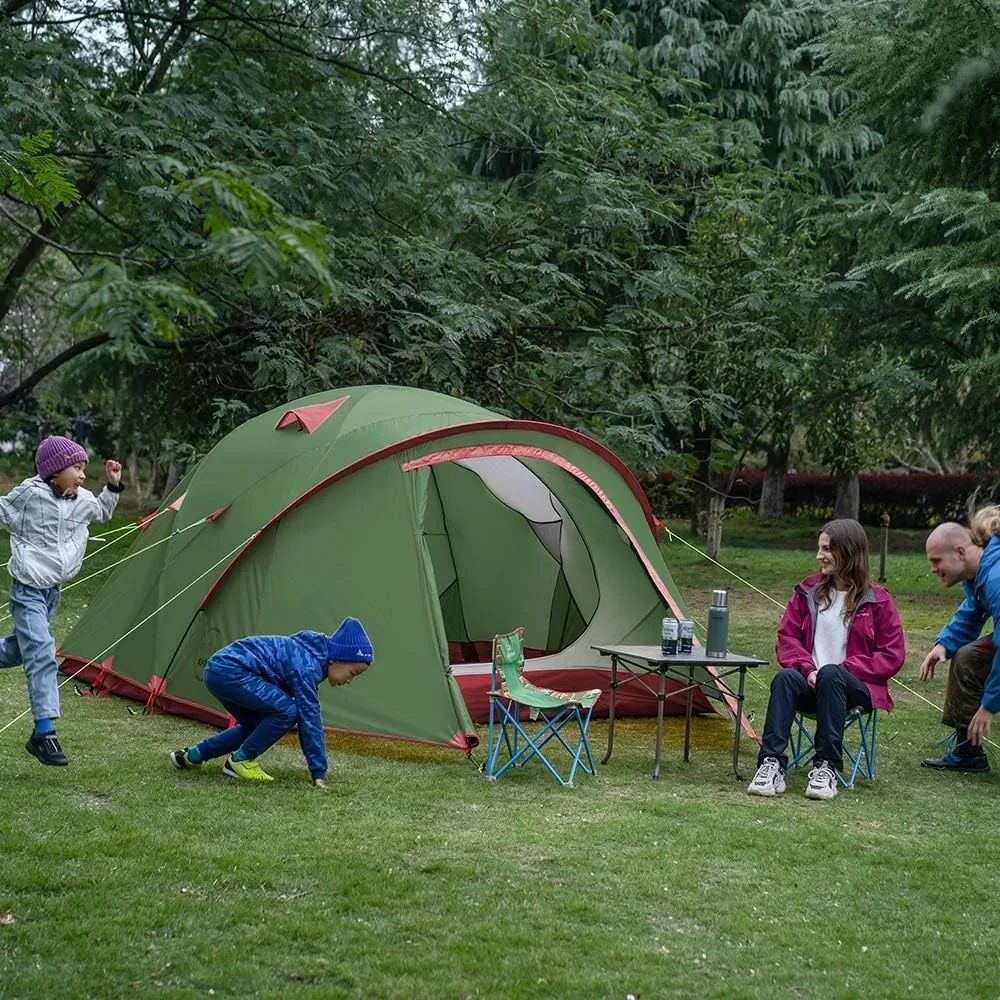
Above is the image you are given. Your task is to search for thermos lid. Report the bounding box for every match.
[711,589,729,608]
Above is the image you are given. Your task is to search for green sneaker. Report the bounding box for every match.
[223,755,274,781]
[169,747,205,771]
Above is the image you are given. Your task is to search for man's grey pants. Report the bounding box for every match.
[942,635,995,729]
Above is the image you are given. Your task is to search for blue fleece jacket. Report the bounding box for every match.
[210,631,330,779]
[936,535,1000,713]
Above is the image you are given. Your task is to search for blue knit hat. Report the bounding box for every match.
[327,617,373,664]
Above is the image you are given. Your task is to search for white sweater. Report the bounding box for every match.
[812,589,849,669]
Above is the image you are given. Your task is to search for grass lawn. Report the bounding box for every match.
[0,499,995,999]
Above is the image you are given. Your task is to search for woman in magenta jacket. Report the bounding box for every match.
[747,518,906,801]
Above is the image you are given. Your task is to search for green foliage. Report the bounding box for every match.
[0,0,993,486]
[818,0,1000,466]
[0,130,79,220]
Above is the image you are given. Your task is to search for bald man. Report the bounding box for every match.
[919,522,997,770]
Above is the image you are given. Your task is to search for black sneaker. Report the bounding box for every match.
[169,747,204,770]
[25,733,69,766]
[921,749,990,772]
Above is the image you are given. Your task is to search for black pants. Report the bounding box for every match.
[758,665,873,772]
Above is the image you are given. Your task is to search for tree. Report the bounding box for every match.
[0,0,474,417]
[821,0,1000,468]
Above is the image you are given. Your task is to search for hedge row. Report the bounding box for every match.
[650,471,995,529]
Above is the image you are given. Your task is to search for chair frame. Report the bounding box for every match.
[787,707,878,789]
[484,628,599,787]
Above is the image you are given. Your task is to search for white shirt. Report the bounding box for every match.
[812,589,849,670]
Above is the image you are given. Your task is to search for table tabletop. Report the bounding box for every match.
[593,643,766,781]
[591,644,767,668]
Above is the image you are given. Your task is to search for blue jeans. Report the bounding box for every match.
[758,665,873,772]
[191,657,298,762]
[0,581,62,722]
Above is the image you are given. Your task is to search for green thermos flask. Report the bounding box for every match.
[706,589,729,658]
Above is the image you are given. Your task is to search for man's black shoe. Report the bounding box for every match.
[921,749,990,772]
[25,733,69,766]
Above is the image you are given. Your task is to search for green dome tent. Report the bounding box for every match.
[60,385,735,751]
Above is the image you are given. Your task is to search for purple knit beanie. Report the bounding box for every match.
[35,435,89,480]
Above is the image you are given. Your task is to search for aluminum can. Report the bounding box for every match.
[679,619,694,654]
[661,617,679,655]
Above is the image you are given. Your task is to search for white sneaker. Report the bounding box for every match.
[747,757,786,796]
[805,761,838,800]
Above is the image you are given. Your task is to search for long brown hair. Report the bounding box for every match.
[815,518,872,623]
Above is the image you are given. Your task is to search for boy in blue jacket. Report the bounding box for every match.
[169,617,373,786]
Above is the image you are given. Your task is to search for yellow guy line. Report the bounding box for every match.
[0,516,208,632]
[0,528,261,736]
[660,526,1000,753]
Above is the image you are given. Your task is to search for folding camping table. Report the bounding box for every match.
[591,645,767,781]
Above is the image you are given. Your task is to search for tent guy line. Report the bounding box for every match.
[0,527,262,738]
[88,506,171,543]
[662,525,789,611]
[663,527,1000,754]
[39,386,972,754]
[0,514,210,632]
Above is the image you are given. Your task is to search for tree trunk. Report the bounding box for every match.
[706,488,725,560]
[758,440,789,519]
[834,472,860,520]
[126,452,140,495]
[689,422,713,538]
[162,462,182,501]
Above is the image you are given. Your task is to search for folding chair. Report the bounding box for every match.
[484,628,601,787]
[787,708,879,789]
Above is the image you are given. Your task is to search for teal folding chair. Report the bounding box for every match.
[787,708,879,789]
[484,628,601,787]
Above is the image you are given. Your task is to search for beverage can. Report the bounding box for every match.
[661,617,678,655]
[679,619,694,654]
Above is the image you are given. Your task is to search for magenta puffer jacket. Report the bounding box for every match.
[775,573,906,711]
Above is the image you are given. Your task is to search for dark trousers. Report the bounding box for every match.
[758,665,873,772]
[941,636,994,730]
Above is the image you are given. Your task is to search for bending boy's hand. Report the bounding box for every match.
[313,778,328,790]
[105,459,122,486]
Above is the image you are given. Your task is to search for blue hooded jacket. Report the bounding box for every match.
[208,631,331,779]
[936,534,1000,713]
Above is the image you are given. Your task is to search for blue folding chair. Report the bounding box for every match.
[787,708,879,788]
[484,628,601,787]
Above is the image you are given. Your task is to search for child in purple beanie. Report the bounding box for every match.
[169,617,374,787]
[0,435,124,765]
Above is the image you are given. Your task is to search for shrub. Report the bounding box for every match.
[648,470,996,528]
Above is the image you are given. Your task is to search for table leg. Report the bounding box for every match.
[653,666,666,781]
[683,662,694,762]
[732,666,747,781]
[601,655,618,766]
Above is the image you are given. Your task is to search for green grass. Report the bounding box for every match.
[0,505,994,999]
